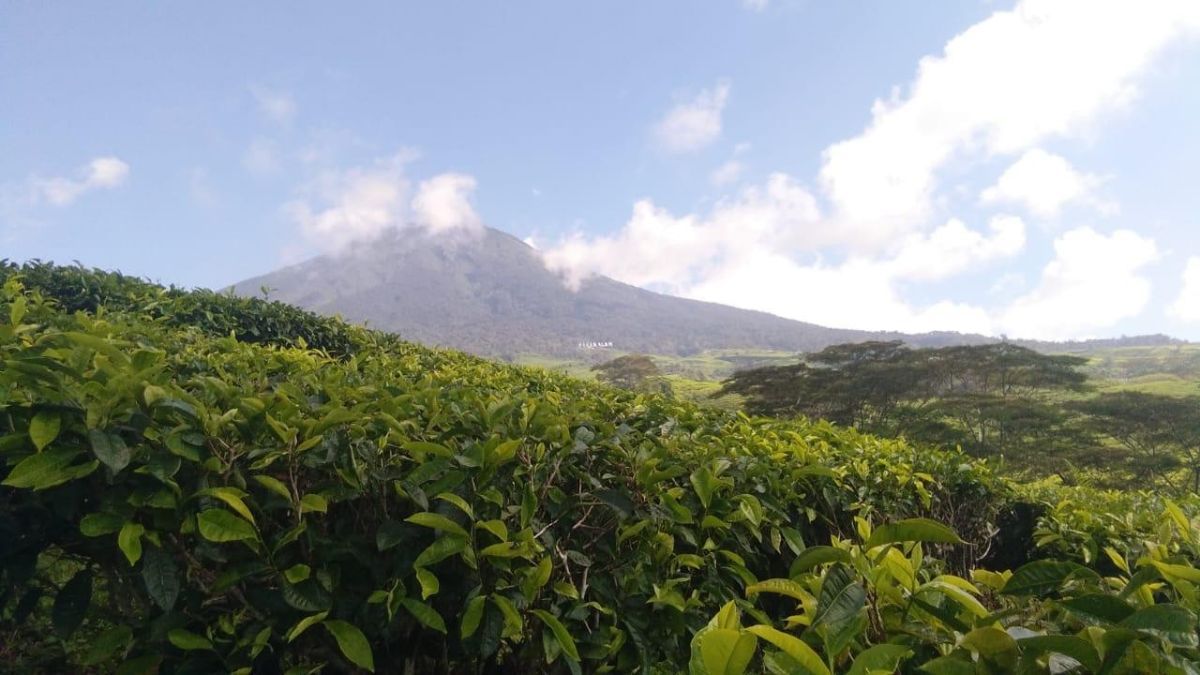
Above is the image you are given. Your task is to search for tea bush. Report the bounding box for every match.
[0,264,1197,673]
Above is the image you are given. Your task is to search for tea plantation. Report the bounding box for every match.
[1,263,1198,673]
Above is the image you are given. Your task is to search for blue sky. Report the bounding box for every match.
[3,1,1199,341]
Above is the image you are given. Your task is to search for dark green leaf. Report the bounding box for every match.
[52,570,92,638]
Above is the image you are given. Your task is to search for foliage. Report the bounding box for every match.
[592,354,666,392]
[1,263,1198,673]
[718,341,1102,475]
[1071,392,1200,493]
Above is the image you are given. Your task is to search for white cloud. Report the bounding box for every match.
[999,227,1158,340]
[411,173,484,236]
[742,0,769,11]
[251,86,296,125]
[980,149,1109,217]
[285,152,414,252]
[819,0,1200,246]
[1168,257,1200,322]
[284,152,483,252]
[31,156,130,206]
[654,80,731,153]
[710,160,745,186]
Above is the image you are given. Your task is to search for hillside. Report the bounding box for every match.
[229,228,996,358]
[3,262,1200,673]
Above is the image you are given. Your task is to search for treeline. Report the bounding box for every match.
[718,341,1200,491]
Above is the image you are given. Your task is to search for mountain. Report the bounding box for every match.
[231,226,1181,359]
[230,227,998,358]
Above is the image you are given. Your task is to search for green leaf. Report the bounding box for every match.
[2,447,95,490]
[1016,635,1100,672]
[402,598,447,634]
[416,568,440,599]
[403,441,454,459]
[300,493,328,514]
[284,564,312,584]
[959,627,1018,670]
[414,535,468,567]
[812,564,865,631]
[491,594,524,637]
[863,518,963,549]
[141,545,179,611]
[746,578,810,602]
[118,522,145,566]
[846,644,912,675]
[88,429,131,473]
[691,466,726,510]
[461,595,487,639]
[115,654,162,675]
[285,611,329,642]
[203,487,257,525]
[29,410,61,451]
[1120,604,1199,647]
[253,474,293,501]
[168,628,213,651]
[197,508,258,543]
[531,609,580,662]
[692,628,757,675]
[80,512,125,536]
[80,625,133,665]
[480,540,536,559]
[405,511,469,538]
[1001,560,1096,597]
[52,570,92,638]
[789,546,851,576]
[435,492,473,517]
[746,625,829,675]
[1059,593,1135,624]
[322,620,375,673]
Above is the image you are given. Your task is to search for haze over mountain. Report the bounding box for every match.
[230,227,1179,359]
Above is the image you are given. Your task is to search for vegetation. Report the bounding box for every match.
[2,263,1199,673]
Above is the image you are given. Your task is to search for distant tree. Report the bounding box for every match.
[718,341,1092,466]
[1072,392,1200,493]
[593,354,662,390]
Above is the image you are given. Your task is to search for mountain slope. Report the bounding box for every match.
[231,227,991,357]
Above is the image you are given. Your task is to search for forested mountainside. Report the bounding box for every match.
[3,261,1200,673]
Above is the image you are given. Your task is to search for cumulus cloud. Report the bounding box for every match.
[819,0,1200,246]
[999,228,1158,340]
[710,160,745,186]
[251,85,296,125]
[538,0,1197,340]
[285,152,414,252]
[654,80,731,153]
[284,152,483,252]
[411,173,483,236]
[27,156,130,206]
[1167,257,1200,322]
[980,149,1108,217]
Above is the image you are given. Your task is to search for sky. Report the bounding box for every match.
[3,0,1200,341]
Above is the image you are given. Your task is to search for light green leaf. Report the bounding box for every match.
[405,511,469,538]
[29,411,61,451]
[746,578,810,602]
[300,493,328,514]
[414,535,468,567]
[2,447,96,490]
[253,474,293,501]
[401,598,447,634]
[745,625,829,675]
[846,644,912,675]
[693,628,757,675]
[203,487,256,526]
[167,628,213,651]
[863,518,963,549]
[531,609,580,662]
[461,595,486,639]
[118,522,145,566]
[285,611,329,642]
[322,620,375,672]
[416,568,440,599]
[197,508,257,543]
